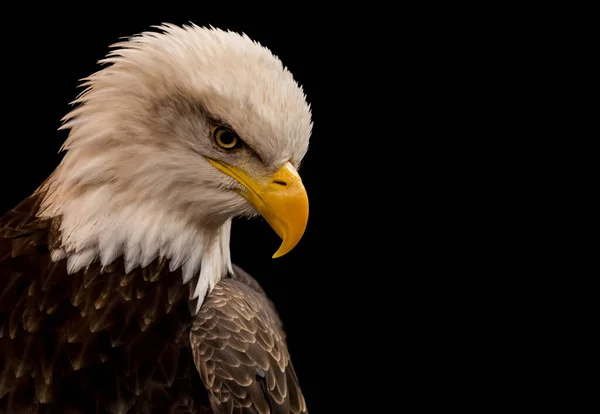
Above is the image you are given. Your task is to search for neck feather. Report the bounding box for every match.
[37,180,232,314]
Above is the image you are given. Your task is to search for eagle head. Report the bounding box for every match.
[40,24,312,306]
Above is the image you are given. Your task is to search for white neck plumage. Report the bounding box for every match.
[37,178,233,315]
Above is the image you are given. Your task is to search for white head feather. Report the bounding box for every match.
[37,23,312,312]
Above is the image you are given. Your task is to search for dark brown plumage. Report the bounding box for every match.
[0,193,306,413]
[191,268,306,414]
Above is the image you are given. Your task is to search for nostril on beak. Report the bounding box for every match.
[272,180,288,187]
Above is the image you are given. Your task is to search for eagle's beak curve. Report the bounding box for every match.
[208,160,309,258]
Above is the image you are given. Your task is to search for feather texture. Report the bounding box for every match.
[190,268,307,414]
[0,194,307,413]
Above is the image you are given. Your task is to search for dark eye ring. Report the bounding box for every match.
[212,126,240,149]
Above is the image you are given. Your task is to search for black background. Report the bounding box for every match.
[1,2,486,412]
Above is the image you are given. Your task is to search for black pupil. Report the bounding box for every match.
[219,130,235,146]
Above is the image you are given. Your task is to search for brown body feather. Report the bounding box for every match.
[0,194,306,413]
[192,267,306,414]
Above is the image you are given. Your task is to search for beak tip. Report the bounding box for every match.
[271,246,288,259]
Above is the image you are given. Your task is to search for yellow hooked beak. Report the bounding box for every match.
[208,160,309,258]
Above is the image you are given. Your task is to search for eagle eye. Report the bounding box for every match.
[212,126,240,150]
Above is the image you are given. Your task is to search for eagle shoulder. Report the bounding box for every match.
[190,266,307,414]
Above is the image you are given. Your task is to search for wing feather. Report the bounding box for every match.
[0,194,212,412]
[190,269,307,414]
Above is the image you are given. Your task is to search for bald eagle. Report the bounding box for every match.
[0,24,311,413]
